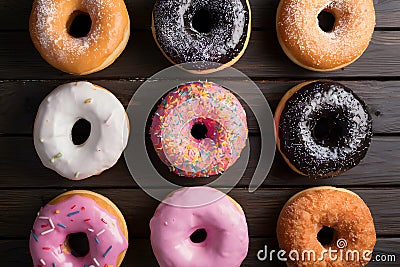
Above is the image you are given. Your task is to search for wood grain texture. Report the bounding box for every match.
[1,136,400,188]
[1,238,399,266]
[1,31,400,79]
[0,188,399,239]
[0,0,397,31]
[0,80,398,135]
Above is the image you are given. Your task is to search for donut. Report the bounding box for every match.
[150,187,249,267]
[29,190,128,267]
[276,0,375,71]
[274,81,372,178]
[152,0,251,73]
[277,186,376,266]
[150,81,248,177]
[34,81,129,180]
[29,0,130,75]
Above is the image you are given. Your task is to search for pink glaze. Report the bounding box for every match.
[150,187,249,267]
[150,81,248,177]
[29,194,128,267]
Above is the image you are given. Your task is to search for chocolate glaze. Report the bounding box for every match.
[278,81,372,178]
[153,0,250,68]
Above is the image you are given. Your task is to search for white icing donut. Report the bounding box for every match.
[34,82,129,180]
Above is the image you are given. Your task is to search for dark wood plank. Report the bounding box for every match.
[0,0,398,31]
[0,136,399,188]
[1,237,399,266]
[0,80,398,135]
[1,31,400,79]
[0,188,398,238]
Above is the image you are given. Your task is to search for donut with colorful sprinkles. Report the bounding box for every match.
[29,190,128,267]
[150,81,248,177]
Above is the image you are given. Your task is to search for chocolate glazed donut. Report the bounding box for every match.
[152,0,251,73]
[275,81,372,178]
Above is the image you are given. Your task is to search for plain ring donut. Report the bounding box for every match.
[33,82,130,180]
[152,0,251,73]
[277,186,376,266]
[29,0,130,75]
[276,0,376,71]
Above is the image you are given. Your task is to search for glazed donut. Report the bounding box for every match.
[276,0,375,71]
[274,81,372,178]
[30,190,128,267]
[34,81,129,180]
[150,187,249,267]
[30,0,130,75]
[152,0,251,73]
[277,186,376,266]
[150,81,248,177]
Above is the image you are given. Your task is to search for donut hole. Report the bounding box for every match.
[191,123,208,140]
[190,228,207,243]
[313,115,346,147]
[65,232,90,257]
[192,9,215,33]
[317,226,337,246]
[67,11,92,38]
[318,10,336,32]
[72,118,91,146]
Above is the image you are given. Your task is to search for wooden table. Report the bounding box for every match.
[1,0,399,266]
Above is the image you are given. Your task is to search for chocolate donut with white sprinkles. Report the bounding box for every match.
[152,0,251,73]
[274,81,372,178]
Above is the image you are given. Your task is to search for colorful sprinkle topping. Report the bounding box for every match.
[67,210,80,217]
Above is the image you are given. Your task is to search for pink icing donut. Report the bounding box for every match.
[150,81,248,177]
[29,190,128,267]
[150,187,249,267]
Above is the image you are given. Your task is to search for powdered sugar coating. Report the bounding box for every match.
[276,0,375,70]
[153,0,250,66]
[30,0,129,74]
[278,82,372,177]
[150,82,248,177]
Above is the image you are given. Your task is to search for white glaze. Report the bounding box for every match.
[33,82,129,180]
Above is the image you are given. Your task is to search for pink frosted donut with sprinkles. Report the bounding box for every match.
[150,81,248,177]
[29,190,128,267]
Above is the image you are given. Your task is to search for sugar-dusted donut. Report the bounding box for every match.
[30,190,128,267]
[277,186,376,266]
[276,0,375,71]
[34,81,129,180]
[152,0,251,73]
[274,81,372,178]
[150,187,249,267]
[150,81,248,177]
[29,0,130,75]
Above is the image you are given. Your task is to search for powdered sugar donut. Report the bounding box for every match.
[34,81,129,180]
[150,187,249,267]
[150,81,248,177]
[276,0,375,71]
[30,190,128,267]
[29,0,130,75]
